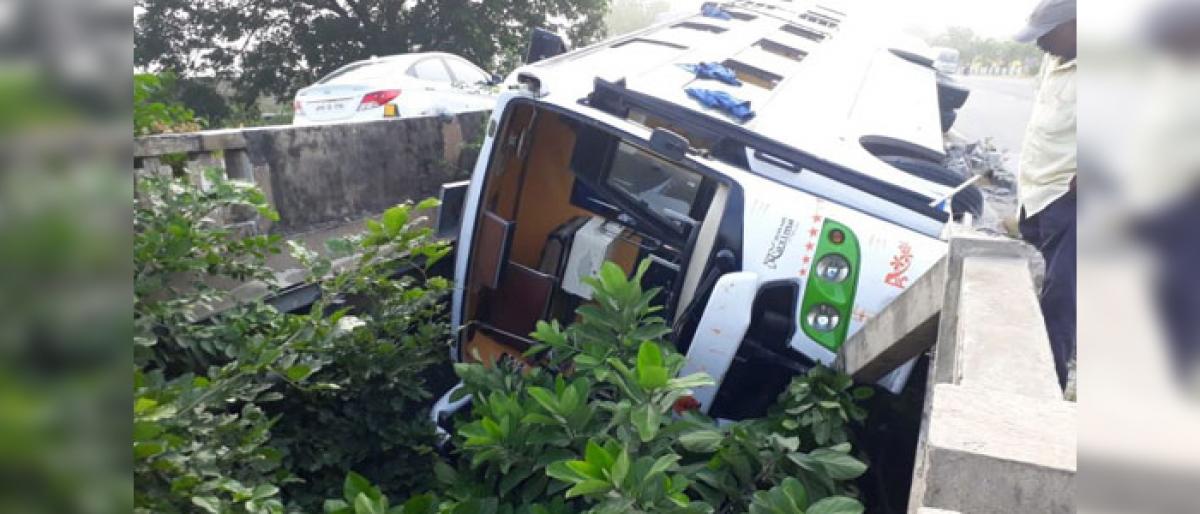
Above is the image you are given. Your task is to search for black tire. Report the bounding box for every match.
[936,75,970,110]
[879,155,984,218]
[859,135,945,164]
[940,108,958,133]
[889,48,934,68]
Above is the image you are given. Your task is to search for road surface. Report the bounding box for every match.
[944,75,1038,231]
[952,75,1037,170]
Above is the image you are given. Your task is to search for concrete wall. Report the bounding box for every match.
[912,236,1076,514]
[245,113,487,235]
[134,111,490,237]
[835,233,1076,513]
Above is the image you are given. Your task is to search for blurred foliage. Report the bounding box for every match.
[134,0,611,110]
[133,168,453,512]
[0,72,80,134]
[928,26,1043,72]
[0,168,131,514]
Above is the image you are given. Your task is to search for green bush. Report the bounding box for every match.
[133,168,877,513]
[133,169,452,513]
[357,261,871,514]
[134,73,203,136]
[270,200,454,510]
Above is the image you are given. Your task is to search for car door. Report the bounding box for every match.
[443,56,498,112]
[406,57,456,115]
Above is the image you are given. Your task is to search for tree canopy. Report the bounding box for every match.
[135,0,610,109]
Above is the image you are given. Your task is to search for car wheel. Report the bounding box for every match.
[879,155,984,218]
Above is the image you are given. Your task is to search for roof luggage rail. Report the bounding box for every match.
[582,78,950,223]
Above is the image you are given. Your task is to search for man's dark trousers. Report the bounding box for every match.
[1019,189,1076,390]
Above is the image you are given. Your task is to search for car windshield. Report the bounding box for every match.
[317,60,401,85]
[606,142,703,227]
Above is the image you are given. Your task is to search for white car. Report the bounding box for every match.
[292,52,499,125]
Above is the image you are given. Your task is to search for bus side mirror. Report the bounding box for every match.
[649,127,690,162]
[525,28,568,64]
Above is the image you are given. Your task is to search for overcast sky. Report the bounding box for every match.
[888,0,1042,39]
[662,0,1042,40]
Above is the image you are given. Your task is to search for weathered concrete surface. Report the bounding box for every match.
[953,256,1060,399]
[836,257,945,382]
[929,234,1045,388]
[912,384,1076,514]
[867,233,1077,514]
[243,113,488,235]
[134,111,489,237]
[836,233,1043,384]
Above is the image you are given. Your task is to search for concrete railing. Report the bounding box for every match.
[134,111,490,237]
[135,112,490,313]
[837,233,1076,514]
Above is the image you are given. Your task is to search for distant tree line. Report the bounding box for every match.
[135,0,611,127]
[928,26,1043,74]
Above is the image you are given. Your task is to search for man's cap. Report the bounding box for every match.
[1014,0,1077,43]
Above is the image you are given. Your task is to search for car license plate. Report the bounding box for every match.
[314,102,345,112]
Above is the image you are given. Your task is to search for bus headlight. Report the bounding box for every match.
[806,304,841,332]
[815,254,851,283]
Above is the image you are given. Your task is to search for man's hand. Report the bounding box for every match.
[1003,214,1022,238]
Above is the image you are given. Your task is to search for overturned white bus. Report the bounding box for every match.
[434,0,975,423]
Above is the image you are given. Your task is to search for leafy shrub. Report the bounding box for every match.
[135,170,298,513]
[768,366,873,450]
[362,261,872,514]
[134,73,203,136]
[134,169,452,513]
[271,200,455,510]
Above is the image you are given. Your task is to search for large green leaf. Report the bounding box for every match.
[678,429,724,453]
[191,496,221,514]
[284,364,313,381]
[807,449,867,480]
[382,205,410,235]
[564,479,611,499]
[805,496,864,514]
[545,461,586,483]
[526,387,559,416]
[636,342,668,390]
[585,439,613,469]
[343,471,380,504]
[353,492,384,514]
[667,373,715,390]
[631,403,661,442]
[609,448,630,486]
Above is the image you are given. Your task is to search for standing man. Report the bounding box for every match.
[1014,0,1076,391]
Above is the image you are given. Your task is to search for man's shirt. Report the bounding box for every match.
[1019,54,1077,217]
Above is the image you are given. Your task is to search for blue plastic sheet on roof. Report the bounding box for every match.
[685,88,754,122]
[681,62,742,86]
[701,4,733,20]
